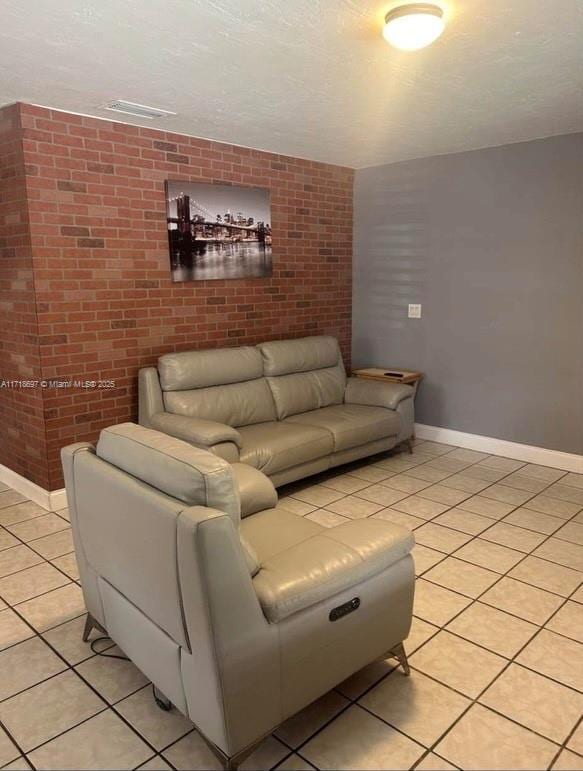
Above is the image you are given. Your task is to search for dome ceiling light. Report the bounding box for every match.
[383,3,445,51]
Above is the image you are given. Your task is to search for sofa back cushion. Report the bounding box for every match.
[158,346,277,427]
[96,423,240,520]
[257,336,346,419]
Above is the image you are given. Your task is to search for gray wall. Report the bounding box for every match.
[353,133,583,455]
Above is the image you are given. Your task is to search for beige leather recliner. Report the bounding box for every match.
[62,423,415,770]
[139,335,415,487]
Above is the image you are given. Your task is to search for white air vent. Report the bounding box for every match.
[102,100,176,119]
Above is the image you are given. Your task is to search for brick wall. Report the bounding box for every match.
[2,103,353,490]
[0,104,49,489]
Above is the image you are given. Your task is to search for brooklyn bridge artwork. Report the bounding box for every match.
[165,181,273,281]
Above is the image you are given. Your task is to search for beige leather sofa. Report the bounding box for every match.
[139,335,414,487]
[62,423,415,770]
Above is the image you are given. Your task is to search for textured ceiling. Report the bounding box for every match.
[1,0,582,167]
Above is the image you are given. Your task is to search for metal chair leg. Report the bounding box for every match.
[153,685,172,712]
[82,613,96,642]
[390,642,411,676]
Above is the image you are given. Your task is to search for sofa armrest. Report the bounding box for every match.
[149,412,243,450]
[252,518,414,622]
[344,377,414,411]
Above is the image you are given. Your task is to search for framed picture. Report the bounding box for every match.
[165,181,272,281]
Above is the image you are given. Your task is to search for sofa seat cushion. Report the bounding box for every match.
[238,422,334,475]
[240,508,323,564]
[251,518,414,622]
[284,404,399,452]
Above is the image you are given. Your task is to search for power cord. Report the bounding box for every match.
[89,635,130,660]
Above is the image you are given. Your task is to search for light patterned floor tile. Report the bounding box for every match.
[434,704,557,770]
[277,498,318,516]
[553,749,583,770]
[325,495,384,518]
[290,485,346,507]
[525,495,582,519]
[440,474,491,494]
[457,496,515,520]
[411,544,446,575]
[43,615,113,665]
[239,735,288,770]
[509,556,582,597]
[447,538,524,574]
[0,545,43,578]
[306,509,350,528]
[415,752,458,770]
[502,472,552,494]
[424,557,499,598]
[481,576,563,624]
[504,507,565,535]
[0,531,19,552]
[116,685,193,750]
[520,464,566,483]
[567,721,583,755]
[517,629,583,691]
[480,663,583,743]
[0,608,34,651]
[275,753,316,770]
[413,580,471,626]
[360,668,470,746]
[354,484,409,507]
[0,492,28,511]
[51,552,79,580]
[480,522,546,553]
[0,669,104,752]
[563,473,583,490]
[416,484,472,507]
[391,496,450,520]
[163,730,220,770]
[76,646,149,703]
[406,466,453,483]
[0,562,70,605]
[0,502,47,528]
[27,709,151,770]
[546,484,583,506]
[480,484,534,506]
[533,538,583,571]
[546,601,583,643]
[301,705,424,771]
[137,757,173,771]
[335,659,397,701]
[275,691,349,748]
[320,474,371,494]
[459,465,508,483]
[0,637,66,701]
[556,522,583,546]
[446,601,537,658]
[0,728,20,767]
[373,508,425,532]
[348,465,395,483]
[477,456,525,473]
[6,514,69,543]
[27,529,74,560]
[432,508,493,535]
[410,631,506,698]
[15,583,85,632]
[383,474,433,494]
[413,523,472,554]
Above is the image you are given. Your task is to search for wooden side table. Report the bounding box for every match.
[351,368,424,449]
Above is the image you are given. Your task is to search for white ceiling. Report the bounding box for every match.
[1,0,582,168]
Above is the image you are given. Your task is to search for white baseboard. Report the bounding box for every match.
[0,464,67,512]
[415,423,583,473]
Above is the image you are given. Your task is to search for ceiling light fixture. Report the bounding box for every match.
[383,3,445,51]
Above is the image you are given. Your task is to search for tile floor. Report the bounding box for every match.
[0,440,582,770]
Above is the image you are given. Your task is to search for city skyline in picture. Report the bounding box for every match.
[165,181,273,282]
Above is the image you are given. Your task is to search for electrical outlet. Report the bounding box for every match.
[408,303,422,319]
